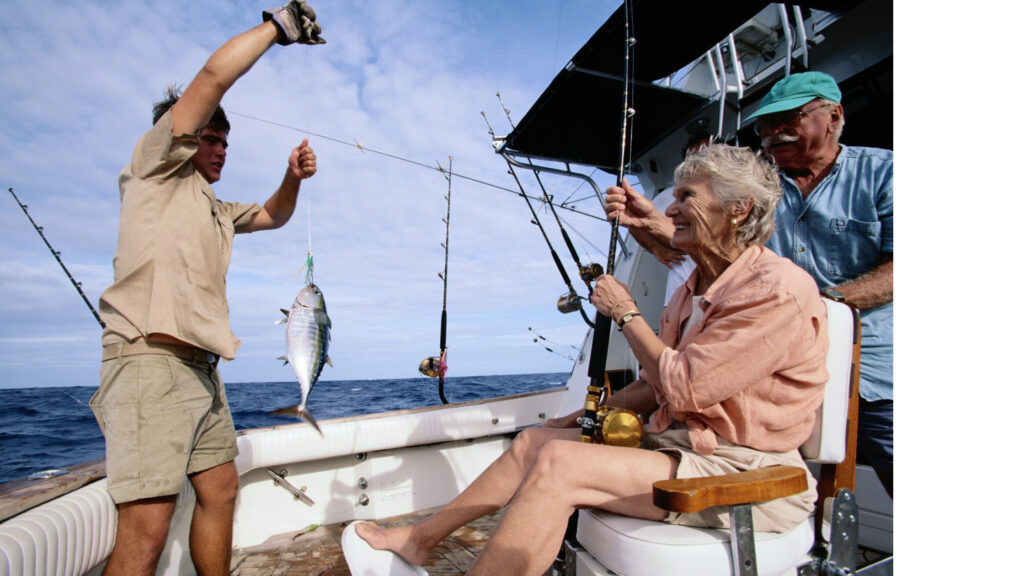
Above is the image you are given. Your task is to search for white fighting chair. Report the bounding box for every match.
[563,297,862,576]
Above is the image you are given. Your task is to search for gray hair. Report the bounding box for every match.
[821,99,844,142]
[673,143,782,247]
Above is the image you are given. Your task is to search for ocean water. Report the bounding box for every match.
[0,372,567,486]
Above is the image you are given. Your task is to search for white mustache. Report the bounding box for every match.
[763,133,799,147]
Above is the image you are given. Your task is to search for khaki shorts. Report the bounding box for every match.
[90,354,239,503]
[644,423,817,533]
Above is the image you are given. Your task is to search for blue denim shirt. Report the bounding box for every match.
[765,145,893,401]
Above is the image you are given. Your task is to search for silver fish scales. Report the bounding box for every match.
[274,283,332,434]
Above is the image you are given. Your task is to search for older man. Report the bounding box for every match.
[747,72,892,498]
[603,71,893,498]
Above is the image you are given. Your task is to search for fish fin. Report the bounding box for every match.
[326,356,333,368]
[271,405,323,437]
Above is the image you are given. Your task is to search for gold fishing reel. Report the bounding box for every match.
[594,405,644,448]
[557,291,583,314]
[419,356,443,378]
[579,263,604,283]
[578,380,644,448]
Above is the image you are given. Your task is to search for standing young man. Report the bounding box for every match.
[90,2,327,573]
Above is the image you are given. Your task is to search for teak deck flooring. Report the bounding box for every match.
[230,507,504,576]
[229,507,890,576]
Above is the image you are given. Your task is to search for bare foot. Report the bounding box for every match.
[354,522,431,566]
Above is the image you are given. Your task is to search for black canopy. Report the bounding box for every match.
[500,0,858,171]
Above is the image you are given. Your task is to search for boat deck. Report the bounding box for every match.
[230,507,504,576]
[229,507,890,576]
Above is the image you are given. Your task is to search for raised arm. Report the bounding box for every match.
[170,23,278,137]
[171,0,326,136]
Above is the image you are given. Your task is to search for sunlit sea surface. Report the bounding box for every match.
[0,372,567,485]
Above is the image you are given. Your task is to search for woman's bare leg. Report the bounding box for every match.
[355,426,580,565]
[466,438,679,576]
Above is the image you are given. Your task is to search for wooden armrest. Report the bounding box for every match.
[652,465,808,514]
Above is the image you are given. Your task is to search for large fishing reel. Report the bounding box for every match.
[593,405,644,448]
[577,382,644,448]
[578,262,603,283]
[418,356,444,378]
[557,290,584,314]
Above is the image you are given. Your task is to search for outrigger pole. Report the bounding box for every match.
[579,0,635,444]
[496,92,604,297]
[8,187,105,329]
[418,157,453,404]
[482,112,596,328]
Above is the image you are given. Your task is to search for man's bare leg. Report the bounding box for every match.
[467,438,677,576]
[102,496,177,575]
[355,426,579,565]
[188,461,239,576]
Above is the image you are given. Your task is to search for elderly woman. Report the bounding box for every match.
[351,144,829,576]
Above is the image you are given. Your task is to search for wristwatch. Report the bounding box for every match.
[617,310,643,329]
[821,287,845,302]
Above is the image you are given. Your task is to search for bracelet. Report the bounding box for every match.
[610,297,636,321]
[616,309,642,329]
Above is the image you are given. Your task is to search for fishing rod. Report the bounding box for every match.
[495,92,604,295]
[418,157,453,404]
[579,0,636,444]
[482,111,596,329]
[8,187,105,329]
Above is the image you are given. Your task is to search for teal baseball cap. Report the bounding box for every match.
[747,71,842,121]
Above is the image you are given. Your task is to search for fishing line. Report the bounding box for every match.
[303,44,315,286]
[562,166,600,206]
[528,326,579,362]
[60,390,91,408]
[226,110,607,223]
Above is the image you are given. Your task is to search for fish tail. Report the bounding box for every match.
[271,405,323,436]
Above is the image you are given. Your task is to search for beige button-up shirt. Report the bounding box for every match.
[99,112,261,359]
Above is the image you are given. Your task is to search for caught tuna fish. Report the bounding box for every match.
[273,283,332,434]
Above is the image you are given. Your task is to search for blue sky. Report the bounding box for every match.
[0,0,624,388]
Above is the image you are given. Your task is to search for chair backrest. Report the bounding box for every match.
[799,298,860,465]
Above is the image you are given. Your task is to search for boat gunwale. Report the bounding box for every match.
[236,385,568,436]
[0,386,567,522]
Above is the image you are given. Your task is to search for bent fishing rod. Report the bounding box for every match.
[8,187,105,329]
[496,92,605,295]
[579,0,636,444]
[482,112,596,328]
[418,157,453,404]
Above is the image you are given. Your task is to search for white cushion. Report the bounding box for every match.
[576,509,813,576]
[801,298,854,463]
